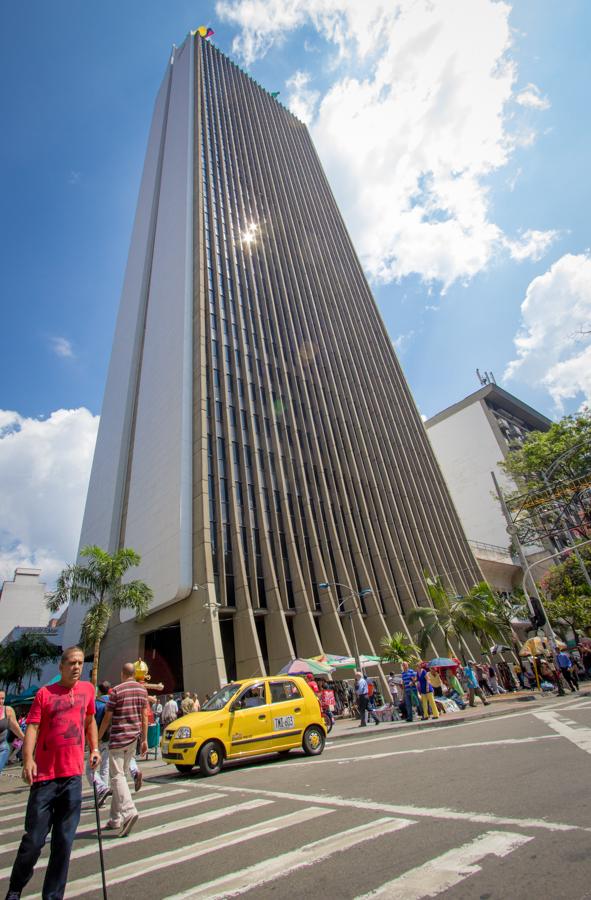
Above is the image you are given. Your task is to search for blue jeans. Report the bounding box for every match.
[0,741,10,774]
[8,775,82,899]
[404,690,422,721]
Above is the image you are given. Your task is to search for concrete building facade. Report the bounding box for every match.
[425,382,552,593]
[0,568,49,642]
[64,33,481,692]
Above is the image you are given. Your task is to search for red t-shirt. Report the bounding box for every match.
[27,681,95,782]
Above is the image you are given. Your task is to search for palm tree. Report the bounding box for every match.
[408,573,509,658]
[0,634,61,692]
[380,632,420,667]
[466,581,523,651]
[47,545,153,686]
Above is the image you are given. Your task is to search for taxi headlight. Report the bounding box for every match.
[174,726,192,739]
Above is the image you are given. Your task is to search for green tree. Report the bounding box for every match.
[379,632,420,667]
[542,583,591,644]
[47,545,153,686]
[466,582,524,651]
[501,409,591,493]
[0,634,61,692]
[408,574,512,657]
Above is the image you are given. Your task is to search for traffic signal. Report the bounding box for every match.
[529,596,547,630]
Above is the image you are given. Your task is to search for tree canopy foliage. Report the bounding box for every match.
[0,634,62,692]
[501,409,591,493]
[47,545,152,686]
[407,574,512,657]
[380,632,420,666]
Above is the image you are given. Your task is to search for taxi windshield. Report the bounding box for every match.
[201,683,241,711]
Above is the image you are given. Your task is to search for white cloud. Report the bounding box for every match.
[216,0,556,290]
[286,70,320,125]
[393,330,415,354]
[49,336,75,359]
[504,228,560,262]
[514,82,550,110]
[0,408,99,587]
[504,253,591,410]
[68,170,81,185]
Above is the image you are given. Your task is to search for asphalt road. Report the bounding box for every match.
[1,691,590,899]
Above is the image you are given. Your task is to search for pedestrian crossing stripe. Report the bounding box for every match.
[0,791,228,866]
[164,817,414,900]
[0,781,171,829]
[355,830,533,898]
[30,806,334,898]
[0,797,271,882]
[0,791,222,853]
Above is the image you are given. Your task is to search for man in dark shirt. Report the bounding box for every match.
[98,662,148,838]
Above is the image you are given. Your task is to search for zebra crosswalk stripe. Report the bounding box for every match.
[32,806,334,898]
[0,797,270,881]
[355,830,533,898]
[0,781,172,830]
[0,791,225,858]
[165,817,415,900]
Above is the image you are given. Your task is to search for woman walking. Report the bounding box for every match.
[0,689,25,775]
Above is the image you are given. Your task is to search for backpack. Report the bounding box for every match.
[95,697,107,727]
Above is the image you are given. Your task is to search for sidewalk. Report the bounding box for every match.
[328,688,590,742]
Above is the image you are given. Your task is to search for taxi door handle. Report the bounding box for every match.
[294,707,301,712]
[258,714,266,720]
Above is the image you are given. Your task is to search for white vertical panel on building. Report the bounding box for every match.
[120,38,194,619]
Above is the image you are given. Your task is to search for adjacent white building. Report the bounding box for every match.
[425,382,552,592]
[0,568,49,642]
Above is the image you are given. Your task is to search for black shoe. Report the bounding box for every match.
[96,787,111,809]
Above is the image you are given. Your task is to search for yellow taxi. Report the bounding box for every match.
[161,675,327,776]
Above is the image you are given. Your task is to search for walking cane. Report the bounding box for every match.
[92,773,108,900]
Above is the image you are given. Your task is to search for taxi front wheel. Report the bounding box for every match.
[302,725,325,756]
[198,740,224,776]
[175,763,195,775]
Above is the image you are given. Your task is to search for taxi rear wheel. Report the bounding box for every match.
[175,764,195,775]
[302,725,325,756]
[198,740,224,776]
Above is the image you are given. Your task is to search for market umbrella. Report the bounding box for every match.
[427,657,457,668]
[278,658,334,676]
[519,637,547,657]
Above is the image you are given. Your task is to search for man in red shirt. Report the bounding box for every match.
[98,662,148,837]
[5,646,100,900]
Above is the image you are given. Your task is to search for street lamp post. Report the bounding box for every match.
[318,582,372,673]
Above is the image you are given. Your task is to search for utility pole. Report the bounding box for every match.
[491,472,565,695]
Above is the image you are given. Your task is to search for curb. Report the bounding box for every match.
[327,690,591,743]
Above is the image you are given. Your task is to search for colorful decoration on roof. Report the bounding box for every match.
[197,26,215,39]
[270,91,280,98]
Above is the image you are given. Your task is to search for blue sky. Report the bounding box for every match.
[1,0,590,585]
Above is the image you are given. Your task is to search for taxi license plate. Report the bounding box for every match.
[273,715,295,730]
[162,741,169,755]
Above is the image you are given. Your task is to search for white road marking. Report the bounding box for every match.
[0,786,191,838]
[38,806,334,899]
[0,780,166,821]
[165,817,414,900]
[0,791,226,857]
[534,710,591,755]
[356,830,533,899]
[0,797,271,879]
[196,783,589,833]
[296,734,560,766]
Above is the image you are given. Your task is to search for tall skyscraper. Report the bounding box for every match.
[64,33,481,691]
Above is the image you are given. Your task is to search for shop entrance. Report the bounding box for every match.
[143,624,183,692]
